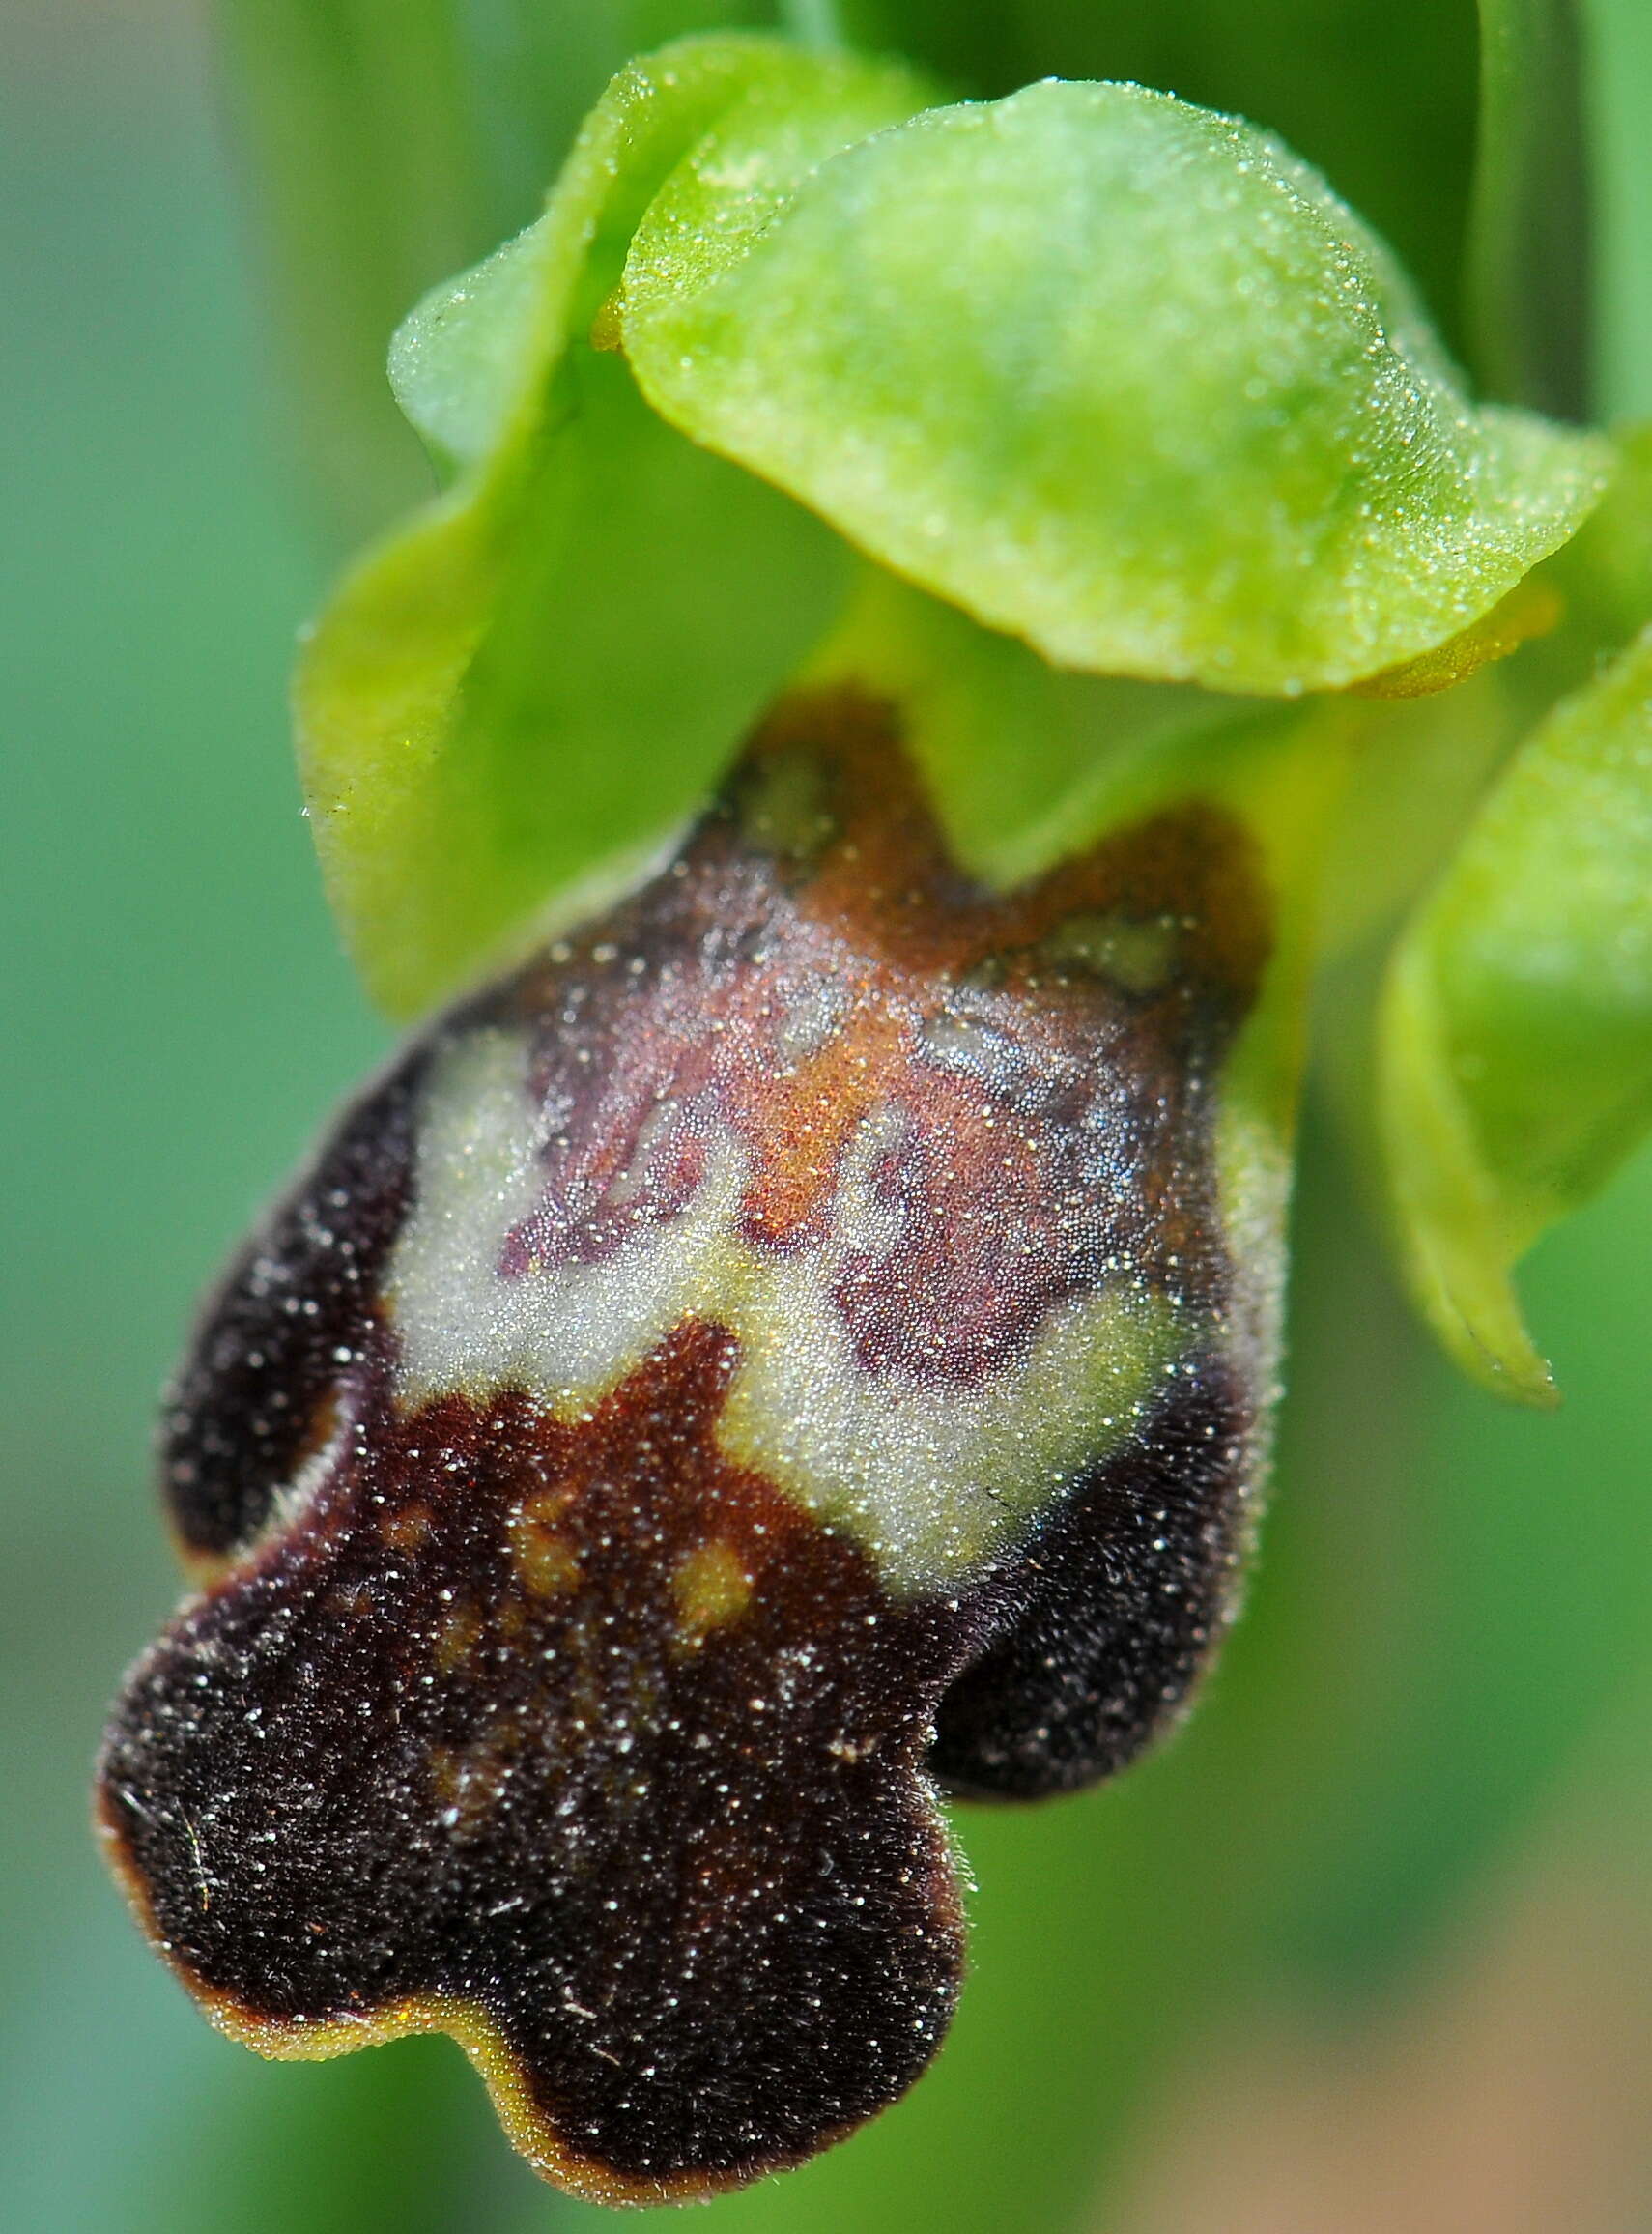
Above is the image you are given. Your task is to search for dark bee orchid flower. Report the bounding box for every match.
[100,24,1652,2209]
[100,694,1284,2197]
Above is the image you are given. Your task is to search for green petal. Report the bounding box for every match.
[1380,625,1652,1402]
[297,36,936,1016]
[1545,421,1652,656]
[620,78,1609,695]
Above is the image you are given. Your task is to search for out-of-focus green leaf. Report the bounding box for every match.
[216,0,492,534]
[1380,625,1652,1401]
[1466,0,1591,420]
[296,37,933,1016]
[622,78,1608,695]
[1593,0,1652,418]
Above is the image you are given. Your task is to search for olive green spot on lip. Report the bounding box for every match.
[671,1540,755,1647]
[510,1519,584,1599]
[1039,912,1182,996]
[434,1599,485,1676]
[730,745,838,862]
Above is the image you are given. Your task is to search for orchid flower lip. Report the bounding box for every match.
[100,687,1277,2196]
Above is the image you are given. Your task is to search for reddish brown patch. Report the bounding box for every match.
[492,689,1267,1384]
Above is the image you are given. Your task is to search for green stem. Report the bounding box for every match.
[1466,0,1593,420]
[780,0,849,52]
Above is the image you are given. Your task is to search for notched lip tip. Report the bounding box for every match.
[89,1785,867,2207]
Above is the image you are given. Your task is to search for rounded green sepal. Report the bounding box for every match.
[1380,622,1652,1402]
[620,75,1608,696]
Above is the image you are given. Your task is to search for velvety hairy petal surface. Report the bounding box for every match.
[100,691,1290,2197]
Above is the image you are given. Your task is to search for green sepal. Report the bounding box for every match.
[1380,626,1652,1402]
[620,76,1608,695]
[296,36,936,1017]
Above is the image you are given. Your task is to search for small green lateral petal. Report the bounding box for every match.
[1546,423,1652,659]
[296,36,936,1017]
[621,78,1609,696]
[1381,626,1652,1403]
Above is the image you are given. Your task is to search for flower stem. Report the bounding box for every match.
[1466,0,1593,420]
[780,0,848,53]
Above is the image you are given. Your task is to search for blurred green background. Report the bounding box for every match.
[6,3,1652,2228]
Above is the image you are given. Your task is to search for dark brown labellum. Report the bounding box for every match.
[99,689,1273,2202]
